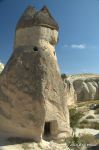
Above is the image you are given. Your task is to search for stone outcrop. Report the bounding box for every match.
[61,75,76,106]
[0,138,70,150]
[0,6,71,142]
[0,61,4,73]
[62,74,99,105]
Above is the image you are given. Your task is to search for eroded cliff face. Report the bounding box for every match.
[63,74,99,105]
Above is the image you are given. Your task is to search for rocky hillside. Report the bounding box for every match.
[62,74,99,105]
[0,61,4,73]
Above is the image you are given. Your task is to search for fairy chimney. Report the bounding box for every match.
[0,6,71,141]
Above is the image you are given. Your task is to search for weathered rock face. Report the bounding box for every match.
[73,77,99,101]
[63,74,99,105]
[62,77,76,106]
[0,6,71,141]
[0,61,4,73]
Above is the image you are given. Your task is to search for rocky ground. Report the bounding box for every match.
[74,100,99,148]
[0,100,99,150]
[0,138,70,150]
[75,128,99,137]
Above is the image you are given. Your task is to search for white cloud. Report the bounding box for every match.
[64,44,86,49]
[63,44,68,48]
[71,44,86,49]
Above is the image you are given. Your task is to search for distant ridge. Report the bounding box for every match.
[66,73,99,81]
[62,73,99,104]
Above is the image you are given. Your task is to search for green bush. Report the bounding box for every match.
[61,74,67,79]
[77,120,89,128]
[65,134,84,150]
[80,134,99,145]
[80,120,89,124]
[91,122,99,130]
[86,115,94,119]
[94,108,99,114]
[69,108,84,129]
[78,121,99,129]
[66,134,99,149]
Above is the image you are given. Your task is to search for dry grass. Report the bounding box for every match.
[77,100,99,107]
[80,134,99,145]
[78,120,99,129]
[94,108,99,114]
[21,143,30,150]
[86,115,95,119]
[69,108,84,128]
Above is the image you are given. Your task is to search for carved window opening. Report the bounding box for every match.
[33,46,38,52]
[54,51,55,55]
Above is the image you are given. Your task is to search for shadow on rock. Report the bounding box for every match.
[0,137,34,146]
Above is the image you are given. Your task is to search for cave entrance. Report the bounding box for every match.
[43,120,58,141]
[43,122,51,140]
[44,122,51,136]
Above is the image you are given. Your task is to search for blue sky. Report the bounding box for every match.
[0,0,99,74]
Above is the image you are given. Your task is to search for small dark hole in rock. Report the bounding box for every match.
[33,47,38,51]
